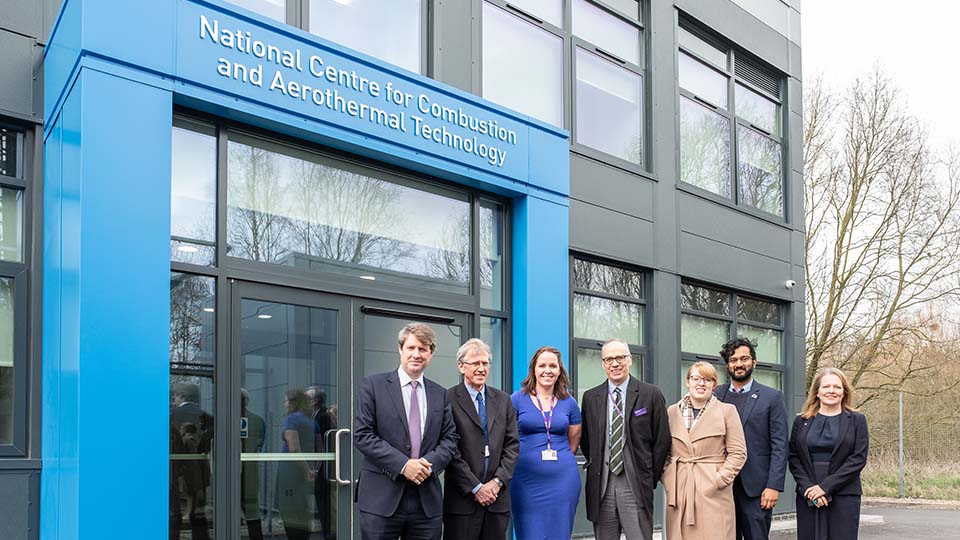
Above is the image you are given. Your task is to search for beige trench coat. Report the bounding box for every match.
[662,399,747,540]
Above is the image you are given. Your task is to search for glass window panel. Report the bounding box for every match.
[737,128,783,216]
[481,317,506,390]
[170,239,216,267]
[678,27,727,70]
[227,134,472,294]
[738,324,782,364]
[172,120,217,244]
[680,360,694,396]
[238,299,339,539]
[0,128,20,178]
[575,48,643,164]
[736,83,780,135]
[573,293,643,345]
[480,201,504,311]
[679,52,728,109]
[737,296,780,325]
[680,283,729,315]
[170,273,216,540]
[0,187,23,263]
[572,0,640,64]
[680,314,728,356]
[679,96,731,198]
[0,278,13,444]
[572,258,643,299]
[508,0,563,27]
[310,0,422,73]
[362,315,462,389]
[225,0,286,22]
[575,347,641,403]
[483,3,563,126]
[753,368,782,390]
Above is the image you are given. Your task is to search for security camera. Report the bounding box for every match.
[784,280,797,289]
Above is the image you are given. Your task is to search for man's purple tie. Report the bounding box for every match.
[409,380,422,458]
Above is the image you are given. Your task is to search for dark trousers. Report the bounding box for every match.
[733,480,772,540]
[360,485,441,540]
[442,506,510,540]
[795,493,861,540]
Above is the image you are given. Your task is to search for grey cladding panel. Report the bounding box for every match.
[679,230,792,299]
[432,0,474,92]
[678,192,792,262]
[0,30,35,116]
[0,471,32,540]
[570,154,654,219]
[0,0,41,38]
[570,199,654,267]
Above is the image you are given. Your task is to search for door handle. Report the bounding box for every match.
[334,428,352,486]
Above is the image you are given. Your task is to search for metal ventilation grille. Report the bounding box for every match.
[735,57,780,99]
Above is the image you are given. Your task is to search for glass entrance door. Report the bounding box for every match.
[233,282,352,540]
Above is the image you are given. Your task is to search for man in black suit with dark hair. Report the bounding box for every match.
[443,338,519,540]
[715,337,789,540]
[354,322,459,540]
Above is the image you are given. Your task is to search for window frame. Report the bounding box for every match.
[679,281,785,392]
[481,0,649,172]
[569,254,650,398]
[0,122,32,458]
[676,19,787,222]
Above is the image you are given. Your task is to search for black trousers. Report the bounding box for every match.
[733,480,772,540]
[360,485,441,540]
[442,506,510,540]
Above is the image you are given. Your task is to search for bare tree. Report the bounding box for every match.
[227,143,290,262]
[803,69,960,400]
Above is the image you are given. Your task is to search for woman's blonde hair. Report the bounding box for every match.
[686,361,718,383]
[799,367,856,419]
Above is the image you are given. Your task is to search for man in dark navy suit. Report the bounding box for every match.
[354,323,459,540]
[715,337,789,540]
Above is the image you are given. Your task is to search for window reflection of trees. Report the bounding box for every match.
[573,259,642,299]
[573,294,642,344]
[680,283,729,315]
[737,129,782,216]
[228,143,289,263]
[170,274,215,380]
[679,98,731,198]
[737,296,779,325]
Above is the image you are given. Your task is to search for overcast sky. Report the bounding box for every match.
[802,1,959,151]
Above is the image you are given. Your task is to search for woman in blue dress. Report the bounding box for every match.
[510,346,582,540]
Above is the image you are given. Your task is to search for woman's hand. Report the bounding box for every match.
[804,484,826,501]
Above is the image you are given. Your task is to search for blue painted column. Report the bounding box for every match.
[511,193,570,389]
[42,69,172,540]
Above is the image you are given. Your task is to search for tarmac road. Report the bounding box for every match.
[769,505,960,539]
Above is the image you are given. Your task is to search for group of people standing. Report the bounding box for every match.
[354,323,870,540]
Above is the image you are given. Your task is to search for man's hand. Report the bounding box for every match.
[474,480,501,506]
[402,458,434,484]
[760,487,779,510]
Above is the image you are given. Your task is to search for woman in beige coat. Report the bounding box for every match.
[662,361,747,540]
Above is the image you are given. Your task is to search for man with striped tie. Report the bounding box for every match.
[581,338,671,540]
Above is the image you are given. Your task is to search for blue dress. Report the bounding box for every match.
[509,392,582,540]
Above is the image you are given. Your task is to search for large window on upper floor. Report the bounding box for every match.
[224,0,425,74]
[483,1,646,168]
[677,21,785,218]
[0,124,28,455]
[679,282,784,392]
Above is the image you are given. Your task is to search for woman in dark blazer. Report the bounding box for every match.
[788,367,868,540]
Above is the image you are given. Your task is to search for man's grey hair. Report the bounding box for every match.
[602,338,630,351]
[456,338,491,364]
[172,381,201,403]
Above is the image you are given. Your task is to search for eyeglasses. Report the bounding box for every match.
[601,354,630,366]
[727,355,754,364]
[461,360,491,369]
[688,376,715,385]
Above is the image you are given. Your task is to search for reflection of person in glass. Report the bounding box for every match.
[241,388,266,540]
[307,386,337,540]
[170,381,214,540]
[279,389,317,540]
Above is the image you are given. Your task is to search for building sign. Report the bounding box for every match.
[177,4,525,174]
